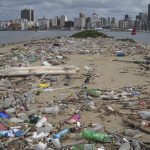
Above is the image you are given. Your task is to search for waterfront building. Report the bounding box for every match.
[74,18,80,28]
[38,18,49,30]
[85,17,91,29]
[60,15,67,27]
[21,9,34,21]
[91,12,98,28]
[148,4,150,29]
[65,21,74,29]
[79,12,86,29]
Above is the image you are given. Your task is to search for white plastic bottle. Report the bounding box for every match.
[36,117,47,128]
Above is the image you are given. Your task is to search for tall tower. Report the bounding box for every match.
[21,9,34,21]
[148,4,150,29]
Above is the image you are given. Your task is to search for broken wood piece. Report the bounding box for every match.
[0,65,80,77]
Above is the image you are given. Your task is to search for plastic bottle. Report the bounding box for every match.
[53,128,69,139]
[29,115,40,124]
[72,144,95,150]
[124,129,140,137]
[51,138,61,148]
[32,132,48,139]
[37,123,53,134]
[131,139,141,150]
[124,101,139,107]
[119,142,130,150]
[36,117,47,128]
[38,83,49,88]
[80,130,112,142]
[88,123,103,132]
[42,105,60,115]
[68,114,81,124]
[4,108,15,114]
[139,111,150,120]
[0,130,14,138]
[85,89,101,97]
[42,61,51,66]
[36,141,47,150]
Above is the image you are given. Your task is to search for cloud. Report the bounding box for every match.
[0,0,149,21]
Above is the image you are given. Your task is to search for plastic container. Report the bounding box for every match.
[38,83,49,88]
[0,112,10,118]
[36,117,47,128]
[51,138,61,148]
[53,128,69,139]
[81,130,112,142]
[42,105,60,115]
[139,111,150,120]
[116,51,125,57]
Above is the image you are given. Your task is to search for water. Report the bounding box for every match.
[0,30,150,44]
[0,30,78,44]
[103,31,150,44]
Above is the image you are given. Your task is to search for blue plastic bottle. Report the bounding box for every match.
[53,128,69,139]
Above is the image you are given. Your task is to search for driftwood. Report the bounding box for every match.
[0,65,80,77]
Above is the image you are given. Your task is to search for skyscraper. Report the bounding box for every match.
[21,9,34,21]
[148,4,150,29]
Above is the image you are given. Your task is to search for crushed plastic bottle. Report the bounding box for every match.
[42,105,60,115]
[72,144,95,150]
[139,111,150,120]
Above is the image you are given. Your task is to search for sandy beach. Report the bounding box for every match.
[0,36,150,149]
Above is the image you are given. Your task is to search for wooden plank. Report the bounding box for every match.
[0,66,80,77]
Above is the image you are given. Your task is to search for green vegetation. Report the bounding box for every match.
[117,38,136,43]
[71,30,109,38]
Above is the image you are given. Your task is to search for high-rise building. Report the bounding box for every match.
[148,4,150,29]
[60,15,67,27]
[124,14,129,21]
[74,18,80,28]
[91,13,98,28]
[21,9,34,21]
[79,12,85,28]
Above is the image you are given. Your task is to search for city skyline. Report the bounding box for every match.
[0,0,149,21]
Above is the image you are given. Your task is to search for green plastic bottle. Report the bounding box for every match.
[84,89,101,97]
[81,130,112,143]
[72,144,95,150]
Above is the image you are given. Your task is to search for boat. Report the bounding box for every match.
[131,26,136,35]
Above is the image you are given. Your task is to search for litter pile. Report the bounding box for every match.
[0,36,150,150]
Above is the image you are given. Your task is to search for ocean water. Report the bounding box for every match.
[0,30,150,44]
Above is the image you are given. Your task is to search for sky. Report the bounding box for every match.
[0,0,149,21]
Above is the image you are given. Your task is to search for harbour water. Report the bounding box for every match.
[0,30,150,44]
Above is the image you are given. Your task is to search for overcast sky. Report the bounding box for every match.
[0,0,149,21]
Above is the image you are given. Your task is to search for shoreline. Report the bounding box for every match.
[0,30,150,46]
